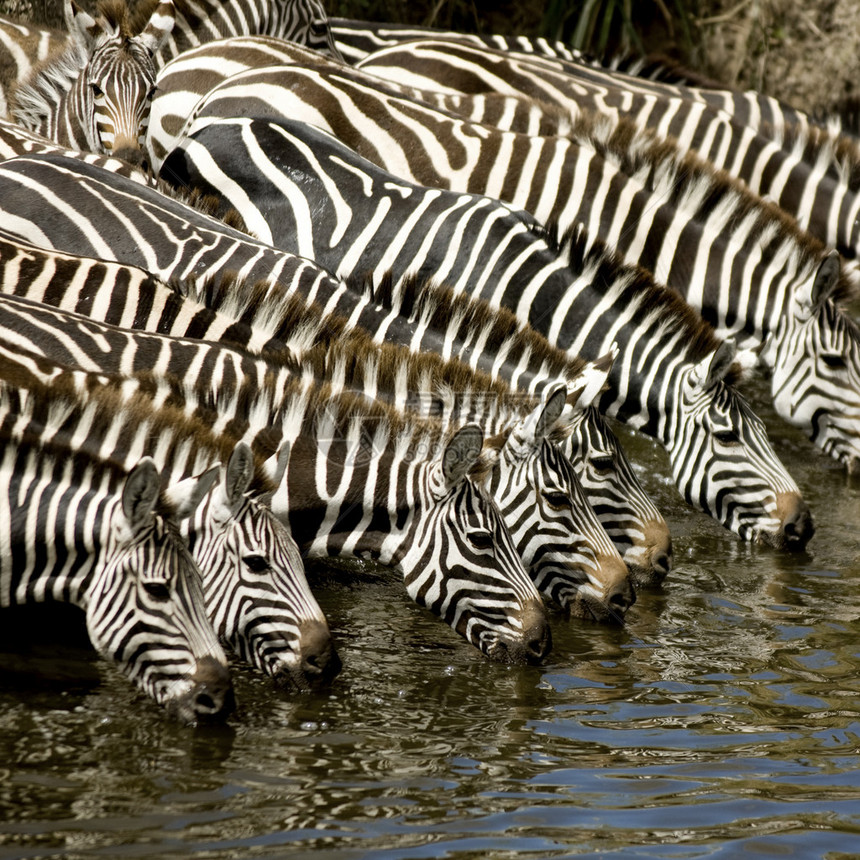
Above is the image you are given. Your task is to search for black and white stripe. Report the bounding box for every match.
[0,368,232,722]
[0,332,337,687]
[11,0,175,162]
[158,110,811,548]
[0,290,550,663]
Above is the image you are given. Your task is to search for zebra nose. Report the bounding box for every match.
[605,560,636,621]
[299,618,341,683]
[188,655,235,720]
[642,521,673,587]
[775,492,815,550]
[520,599,552,663]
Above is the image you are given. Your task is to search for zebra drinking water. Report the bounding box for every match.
[0,370,233,722]
[157,111,811,549]
[0,290,551,663]
[0,152,667,585]
[0,333,338,688]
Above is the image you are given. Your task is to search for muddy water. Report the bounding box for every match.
[1,374,858,859]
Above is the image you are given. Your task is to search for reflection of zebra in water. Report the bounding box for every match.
[0,369,232,722]
[11,0,176,162]
[0,290,549,664]
[0,154,667,586]
[158,112,811,550]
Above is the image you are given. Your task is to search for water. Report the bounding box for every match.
[1,375,859,859]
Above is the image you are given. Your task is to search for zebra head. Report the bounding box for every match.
[763,252,860,474]
[87,457,233,724]
[66,0,175,162]
[173,443,339,691]
[487,384,634,623]
[671,340,814,550]
[558,353,673,588]
[397,423,552,665]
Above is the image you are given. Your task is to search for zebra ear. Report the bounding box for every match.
[65,0,100,48]
[121,457,161,532]
[567,347,616,411]
[440,424,484,488]
[514,383,567,447]
[164,465,220,521]
[220,442,255,514]
[794,251,840,319]
[690,340,737,391]
[137,0,176,57]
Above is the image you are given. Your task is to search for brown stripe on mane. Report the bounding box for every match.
[556,223,742,386]
[347,270,587,384]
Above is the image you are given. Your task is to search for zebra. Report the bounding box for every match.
[0,291,551,663]
[144,34,575,168]
[0,329,338,688]
[328,17,817,140]
[0,275,633,622]
[10,0,176,163]
[158,111,812,550]
[0,153,669,587]
[0,371,233,723]
[326,17,586,67]
[163,61,860,477]
[353,38,860,268]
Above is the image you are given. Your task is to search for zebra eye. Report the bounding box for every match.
[90,83,104,98]
[468,531,494,551]
[147,85,158,101]
[243,554,270,573]
[142,581,170,601]
[590,457,614,473]
[542,491,570,510]
[821,353,846,370]
[714,430,739,445]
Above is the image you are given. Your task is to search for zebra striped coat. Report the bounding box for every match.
[0,276,631,621]
[0,15,67,119]
[354,39,860,272]
[0,369,232,722]
[163,60,860,477]
[0,153,667,586]
[159,111,811,549]
[0,338,337,688]
[0,291,550,663]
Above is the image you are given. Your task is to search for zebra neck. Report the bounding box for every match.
[277,433,420,569]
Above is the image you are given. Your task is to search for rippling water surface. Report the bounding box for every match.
[1,378,859,859]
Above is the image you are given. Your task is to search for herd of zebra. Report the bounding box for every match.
[0,0,857,723]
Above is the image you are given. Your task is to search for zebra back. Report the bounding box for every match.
[0,369,232,722]
[355,38,860,264]
[167,62,857,482]
[131,0,342,67]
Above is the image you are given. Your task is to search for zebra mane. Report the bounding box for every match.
[156,178,251,235]
[0,348,276,504]
[553,222,742,381]
[10,38,85,128]
[348,270,587,384]
[607,51,732,90]
[557,108,843,295]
